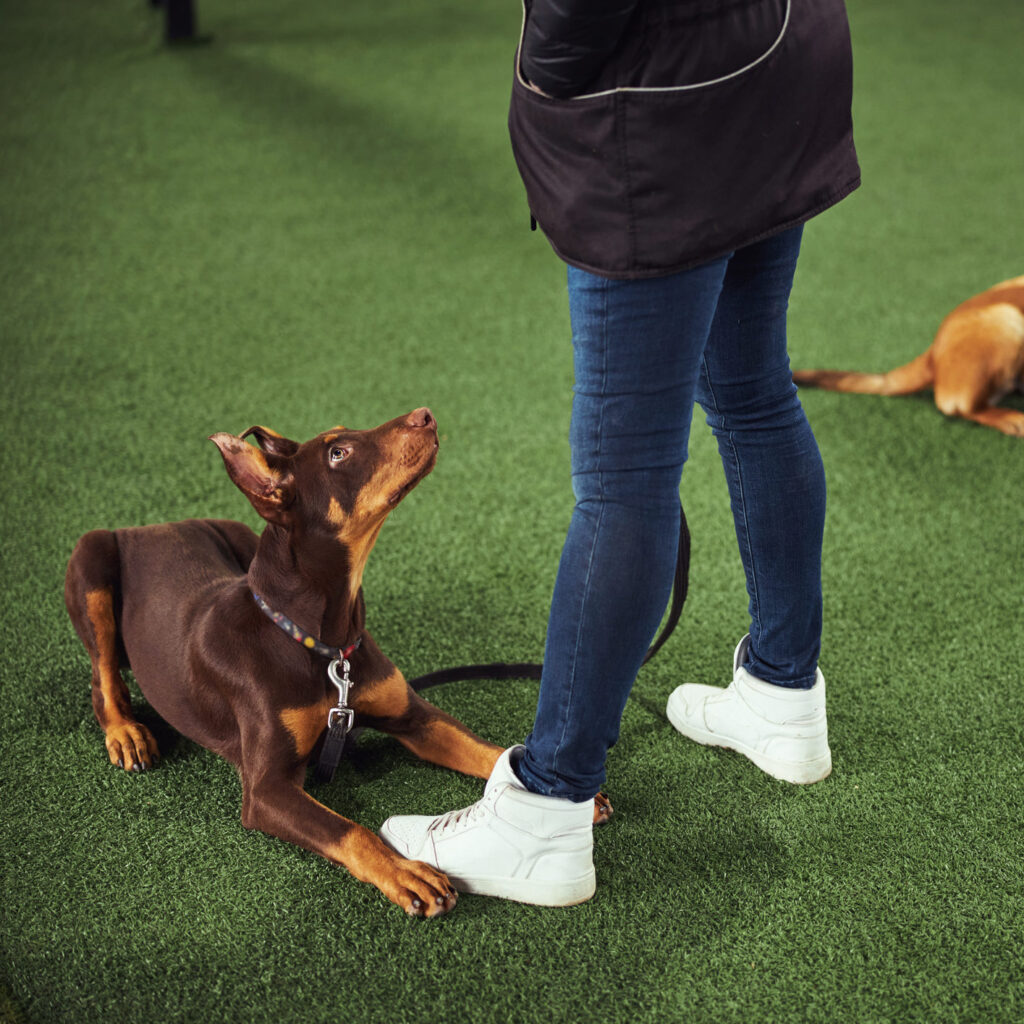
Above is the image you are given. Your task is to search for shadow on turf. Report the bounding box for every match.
[166,41,506,215]
[203,9,502,49]
[0,983,29,1024]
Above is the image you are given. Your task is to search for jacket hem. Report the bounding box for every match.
[541,174,862,281]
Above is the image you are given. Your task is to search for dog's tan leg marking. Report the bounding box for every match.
[241,773,456,917]
[399,715,505,779]
[84,588,159,771]
[355,669,504,779]
[279,699,334,761]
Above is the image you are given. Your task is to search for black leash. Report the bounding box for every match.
[406,503,691,691]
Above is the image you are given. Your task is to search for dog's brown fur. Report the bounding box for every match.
[792,275,1024,436]
[64,409,611,917]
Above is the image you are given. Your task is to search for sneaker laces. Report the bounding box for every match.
[428,790,498,835]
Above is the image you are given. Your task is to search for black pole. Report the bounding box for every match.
[158,0,197,44]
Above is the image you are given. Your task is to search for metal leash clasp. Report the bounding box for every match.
[327,657,355,733]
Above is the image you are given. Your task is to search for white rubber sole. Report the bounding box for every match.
[444,868,597,907]
[667,694,832,785]
[377,820,598,907]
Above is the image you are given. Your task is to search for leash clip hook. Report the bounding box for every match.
[327,658,354,732]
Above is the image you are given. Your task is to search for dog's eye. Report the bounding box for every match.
[329,445,350,464]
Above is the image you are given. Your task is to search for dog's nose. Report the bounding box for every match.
[407,407,434,429]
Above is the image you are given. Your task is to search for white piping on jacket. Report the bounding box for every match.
[516,0,792,99]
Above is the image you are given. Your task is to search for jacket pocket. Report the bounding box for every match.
[509,69,633,274]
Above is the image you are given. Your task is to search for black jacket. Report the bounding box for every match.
[508,0,861,278]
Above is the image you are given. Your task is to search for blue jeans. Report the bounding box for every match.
[516,225,825,802]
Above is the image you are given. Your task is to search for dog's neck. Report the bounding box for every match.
[247,523,365,650]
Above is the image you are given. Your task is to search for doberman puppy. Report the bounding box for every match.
[793,275,1024,436]
[65,408,527,917]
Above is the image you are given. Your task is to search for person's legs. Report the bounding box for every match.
[696,224,825,687]
[514,256,730,800]
[379,226,832,901]
[379,257,734,903]
[667,224,832,785]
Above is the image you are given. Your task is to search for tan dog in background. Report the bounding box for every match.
[793,275,1024,436]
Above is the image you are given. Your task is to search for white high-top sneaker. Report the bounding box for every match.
[379,746,596,906]
[666,635,832,784]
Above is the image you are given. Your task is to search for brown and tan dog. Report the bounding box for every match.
[793,275,1024,436]
[64,409,610,917]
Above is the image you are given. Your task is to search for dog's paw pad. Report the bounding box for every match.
[105,721,160,772]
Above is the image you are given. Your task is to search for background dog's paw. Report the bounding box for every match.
[105,722,160,772]
[998,411,1024,437]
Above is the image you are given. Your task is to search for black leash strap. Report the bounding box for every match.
[407,502,691,692]
[314,656,357,785]
[639,501,691,667]
[317,718,352,784]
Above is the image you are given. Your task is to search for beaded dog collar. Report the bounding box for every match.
[251,591,362,661]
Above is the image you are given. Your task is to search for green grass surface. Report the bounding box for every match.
[2,1,1023,1021]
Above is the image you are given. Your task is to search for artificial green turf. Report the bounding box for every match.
[2,1,1023,1022]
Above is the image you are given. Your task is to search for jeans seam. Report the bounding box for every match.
[551,277,610,776]
[550,500,606,776]
[700,355,763,647]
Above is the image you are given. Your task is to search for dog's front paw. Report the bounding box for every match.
[389,857,459,918]
[105,721,160,772]
[340,829,458,917]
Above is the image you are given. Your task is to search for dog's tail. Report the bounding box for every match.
[792,351,934,396]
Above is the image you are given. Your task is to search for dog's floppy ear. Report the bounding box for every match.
[240,425,300,458]
[209,432,295,525]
